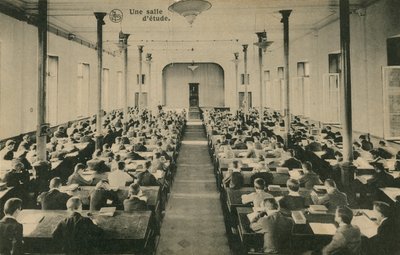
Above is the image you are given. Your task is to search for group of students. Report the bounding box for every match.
[205,108,400,255]
[0,107,187,254]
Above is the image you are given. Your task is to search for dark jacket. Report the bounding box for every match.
[250,212,294,254]
[123,197,148,212]
[0,217,23,255]
[281,158,302,170]
[3,170,30,189]
[280,195,306,211]
[225,171,244,189]
[137,171,159,186]
[250,172,274,187]
[52,212,103,254]
[322,224,361,255]
[371,217,400,255]
[89,188,117,211]
[124,151,145,161]
[37,189,71,210]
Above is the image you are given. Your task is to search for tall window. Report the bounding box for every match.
[77,63,90,118]
[135,92,148,107]
[322,54,341,124]
[387,37,400,66]
[103,68,110,112]
[47,56,59,125]
[239,92,252,108]
[264,70,272,108]
[292,61,310,116]
[137,74,145,85]
[117,71,123,109]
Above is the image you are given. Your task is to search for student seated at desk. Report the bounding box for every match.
[107,161,134,187]
[359,135,373,152]
[123,183,148,212]
[369,162,394,188]
[280,149,302,170]
[3,160,30,190]
[243,141,257,158]
[311,179,348,210]
[219,145,235,159]
[265,142,285,158]
[280,179,306,212]
[321,140,336,160]
[137,161,160,186]
[67,163,93,186]
[89,180,118,211]
[37,177,72,210]
[232,137,247,150]
[299,161,321,190]
[111,137,125,153]
[0,140,15,160]
[249,198,294,254]
[0,198,23,255]
[305,136,322,152]
[52,197,103,255]
[353,141,373,161]
[394,151,400,171]
[223,160,244,189]
[241,178,273,207]
[318,206,361,255]
[366,201,400,255]
[250,162,273,187]
[123,148,146,161]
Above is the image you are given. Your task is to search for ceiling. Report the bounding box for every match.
[1,0,377,53]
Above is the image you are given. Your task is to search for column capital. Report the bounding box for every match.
[94,12,107,24]
[256,31,267,40]
[138,45,144,53]
[242,44,248,52]
[279,9,292,21]
[119,31,130,43]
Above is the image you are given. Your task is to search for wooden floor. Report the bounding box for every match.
[156,122,231,255]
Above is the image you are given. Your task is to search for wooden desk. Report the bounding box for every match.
[18,209,153,253]
[236,207,377,252]
[63,185,160,211]
[226,187,312,213]
[222,171,289,187]
[379,187,400,203]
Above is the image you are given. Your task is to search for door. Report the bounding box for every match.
[189,83,199,107]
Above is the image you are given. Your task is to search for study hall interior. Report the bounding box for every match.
[1,0,400,255]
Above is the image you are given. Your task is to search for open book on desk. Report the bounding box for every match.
[309,223,337,235]
[99,207,116,216]
[352,215,378,238]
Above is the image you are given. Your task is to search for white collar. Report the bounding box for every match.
[2,215,17,220]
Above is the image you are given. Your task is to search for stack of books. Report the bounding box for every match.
[308,205,329,214]
[292,211,306,224]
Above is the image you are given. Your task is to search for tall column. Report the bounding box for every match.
[256,31,267,129]
[138,45,144,111]
[233,52,240,112]
[340,0,354,187]
[120,32,130,120]
[242,44,249,118]
[146,53,153,112]
[280,10,292,145]
[95,12,106,150]
[36,0,48,162]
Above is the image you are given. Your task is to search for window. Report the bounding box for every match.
[103,68,110,112]
[322,73,340,124]
[77,63,90,118]
[239,92,252,109]
[47,56,59,125]
[328,53,341,73]
[387,37,400,66]
[135,92,148,107]
[137,74,145,85]
[277,67,284,79]
[297,61,310,77]
[240,73,250,85]
[117,71,123,109]
[382,67,400,139]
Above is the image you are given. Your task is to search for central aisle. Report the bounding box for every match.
[156,122,231,255]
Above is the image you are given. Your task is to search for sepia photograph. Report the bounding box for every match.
[0,0,400,254]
